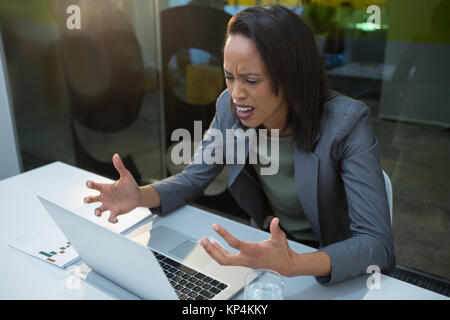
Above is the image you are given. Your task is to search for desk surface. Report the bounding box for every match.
[0,162,447,300]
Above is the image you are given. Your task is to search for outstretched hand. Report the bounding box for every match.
[83,153,140,224]
[199,218,298,277]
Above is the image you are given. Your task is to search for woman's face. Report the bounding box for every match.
[223,34,289,133]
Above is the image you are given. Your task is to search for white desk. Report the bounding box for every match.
[0,162,447,300]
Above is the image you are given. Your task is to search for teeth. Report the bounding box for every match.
[237,106,253,111]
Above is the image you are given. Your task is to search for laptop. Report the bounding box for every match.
[37,195,253,300]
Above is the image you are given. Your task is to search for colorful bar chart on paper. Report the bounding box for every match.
[38,241,72,261]
[9,225,80,268]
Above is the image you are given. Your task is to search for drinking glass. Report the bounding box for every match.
[244,269,284,300]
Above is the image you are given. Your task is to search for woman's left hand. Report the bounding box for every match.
[200,217,298,277]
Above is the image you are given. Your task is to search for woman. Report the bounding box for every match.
[83,5,395,284]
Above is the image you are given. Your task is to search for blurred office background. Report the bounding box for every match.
[0,0,448,295]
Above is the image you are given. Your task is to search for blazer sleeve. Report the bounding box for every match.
[316,101,396,284]
[149,100,225,216]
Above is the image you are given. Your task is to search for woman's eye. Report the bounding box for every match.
[224,77,257,85]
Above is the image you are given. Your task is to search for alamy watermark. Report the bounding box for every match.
[366,265,381,290]
[66,266,82,290]
[366,5,381,29]
[171,121,280,175]
[66,4,81,30]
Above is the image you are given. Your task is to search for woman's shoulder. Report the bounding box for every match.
[323,90,371,119]
[216,88,231,112]
[215,89,238,127]
[319,91,373,145]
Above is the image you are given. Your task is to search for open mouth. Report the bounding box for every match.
[235,105,255,119]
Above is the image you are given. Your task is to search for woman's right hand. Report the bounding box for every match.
[83,153,140,224]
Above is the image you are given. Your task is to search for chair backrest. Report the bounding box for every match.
[58,0,145,133]
[160,5,231,146]
[382,170,393,227]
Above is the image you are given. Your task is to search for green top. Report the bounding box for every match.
[251,132,318,241]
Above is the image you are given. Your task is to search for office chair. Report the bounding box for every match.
[382,170,393,227]
[161,5,231,144]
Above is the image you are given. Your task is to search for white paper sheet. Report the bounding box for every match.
[9,224,80,268]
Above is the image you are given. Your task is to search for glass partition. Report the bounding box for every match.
[0,0,164,184]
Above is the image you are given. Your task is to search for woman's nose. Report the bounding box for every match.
[231,82,246,101]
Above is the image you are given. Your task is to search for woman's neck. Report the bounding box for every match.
[263,123,292,138]
[263,101,291,138]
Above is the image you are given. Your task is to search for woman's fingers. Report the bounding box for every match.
[85,180,105,192]
[200,224,250,266]
[84,194,101,204]
[212,241,247,266]
[201,238,247,267]
[200,238,233,266]
[212,224,246,251]
[112,153,128,178]
[108,209,119,224]
[200,238,225,264]
[269,217,285,241]
[94,205,107,217]
[92,205,118,224]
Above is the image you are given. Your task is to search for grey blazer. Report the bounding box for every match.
[151,89,396,284]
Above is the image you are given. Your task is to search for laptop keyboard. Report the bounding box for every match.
[152,250,228,300]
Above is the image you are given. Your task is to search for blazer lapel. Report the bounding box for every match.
[227,121,251,188]
[294,143,321,238]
